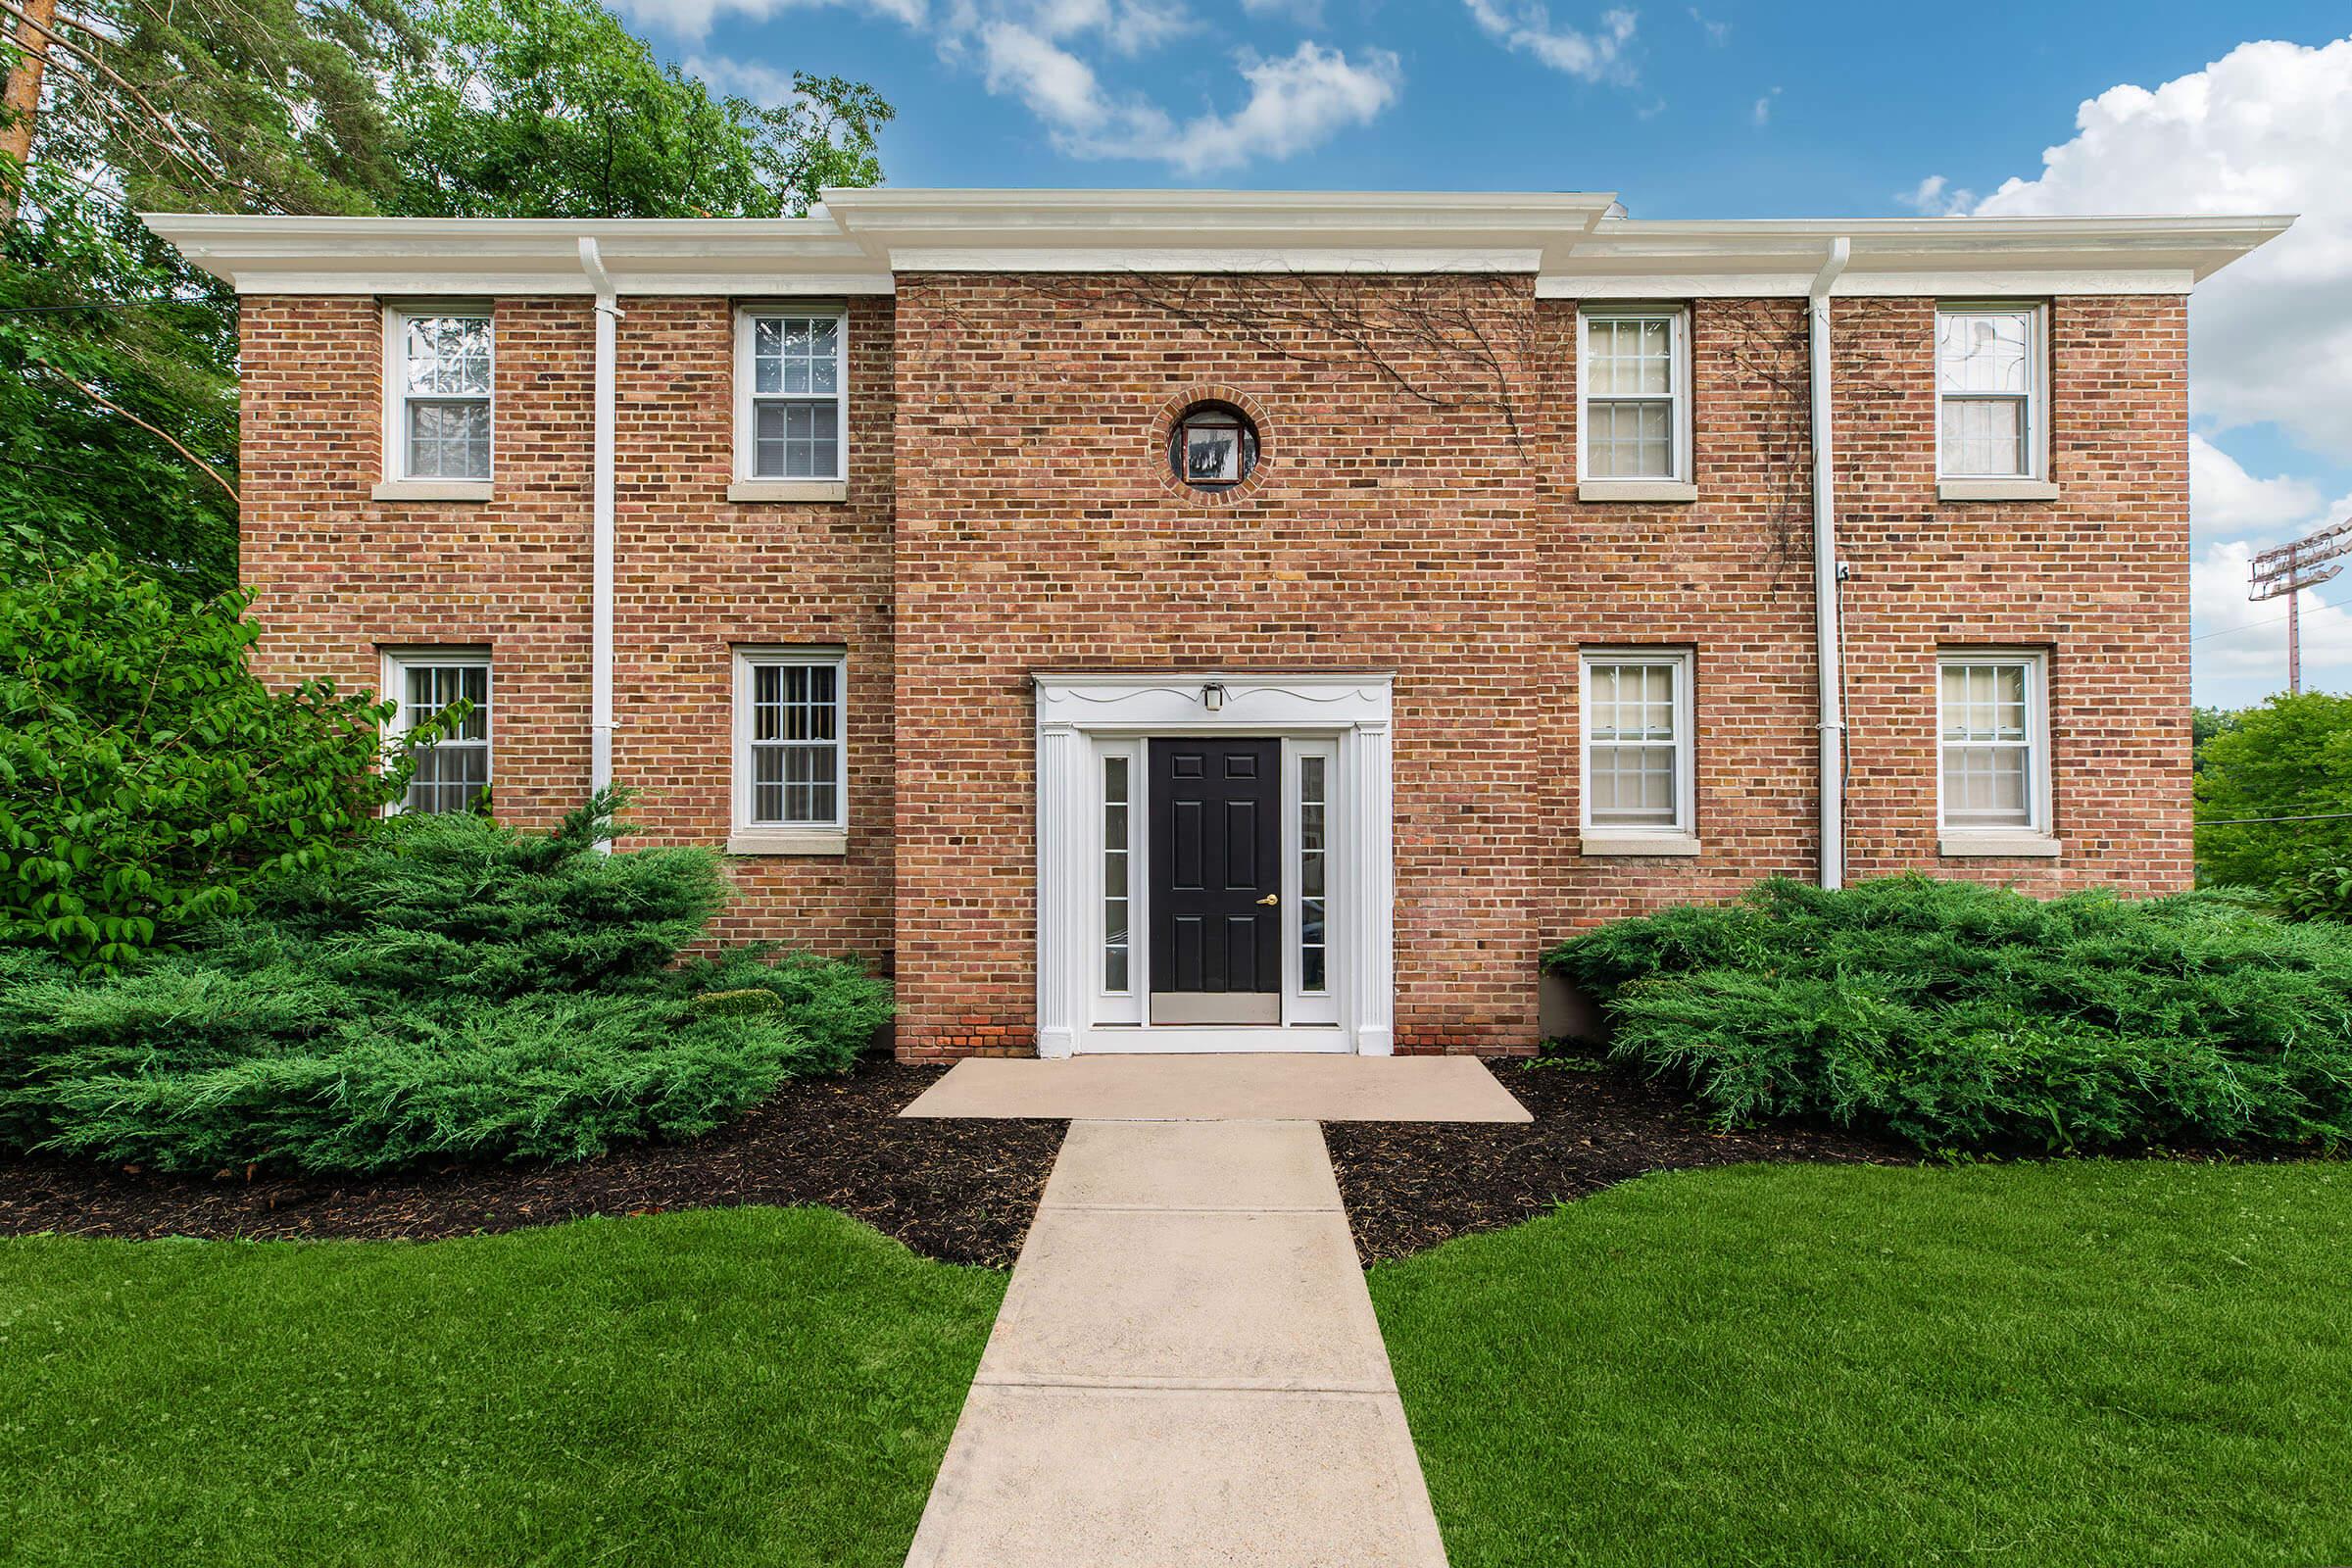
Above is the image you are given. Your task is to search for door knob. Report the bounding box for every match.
[1257,894,1280,906]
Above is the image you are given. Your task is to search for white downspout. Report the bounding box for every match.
[1809,236,1851,891]
[579,237,619,850]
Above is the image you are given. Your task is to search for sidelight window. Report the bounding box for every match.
[1103,754,1132,994]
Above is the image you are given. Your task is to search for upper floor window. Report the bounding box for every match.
[386,308,492,482]
[1580,649,1693,840]
[736,307,847,482]
[383,649,490,814]
[1936,304,2045,480]
[1170,402,1258,489]
[1578,307,1690,484]
[1936,650,2048,835]
[732,647,848,845]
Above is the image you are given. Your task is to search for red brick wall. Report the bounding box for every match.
[241,279,2191,1060]
[887,277,2192,1057]
[238,294,898,963]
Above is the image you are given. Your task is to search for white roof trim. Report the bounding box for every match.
[141,192,2292,298]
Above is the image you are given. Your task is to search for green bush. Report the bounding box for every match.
[0,798,892,1173]
[0,549,432,966]
[1545,875,2352,1153]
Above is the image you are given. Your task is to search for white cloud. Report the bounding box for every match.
[614,0,924,40]
[640,0,1407,173]
[1462,0,1637,82]
[2190,434,2324,541]
[1898,173,1975,216]
[1241,0,1323,22]
[1750,86,1779,126]
[1688,7,1728,45]
[1171,41,1400,173]
[1957,36,2352,461]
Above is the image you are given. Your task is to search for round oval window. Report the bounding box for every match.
[1170,403,1258,488]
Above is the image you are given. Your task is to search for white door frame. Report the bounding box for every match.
[1034,670,1395,1057]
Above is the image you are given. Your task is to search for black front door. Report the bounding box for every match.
[1150,737,1281,1023]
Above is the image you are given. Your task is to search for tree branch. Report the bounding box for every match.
[36,362,238,501]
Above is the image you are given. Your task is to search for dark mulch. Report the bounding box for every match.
[1327,1057,1909,1263]
[0,1059,1063,1268]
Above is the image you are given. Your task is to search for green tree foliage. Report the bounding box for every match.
[0,0,888,591]
[0,546,414,965]
[387,0,888,219]
[2190,704,2241,775]
[2193,691,2352,893]
[1547,876,2352,1153]
[0,800,892,1172]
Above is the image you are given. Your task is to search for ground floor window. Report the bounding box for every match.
[1579,648,1693,838]
[382,649,491,813]
[1937,649,2048,833]
[733,646,848,832]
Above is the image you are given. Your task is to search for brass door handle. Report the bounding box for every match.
[1256,894,1280,906]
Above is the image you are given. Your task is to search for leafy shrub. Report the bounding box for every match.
[1545,875,2352,1153]
[2280,855,2352,923]
[0,797,891,1173]
[0,549,431,966]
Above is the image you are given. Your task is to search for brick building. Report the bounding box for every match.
[149,191,2287,1059]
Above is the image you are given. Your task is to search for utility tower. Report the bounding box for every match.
[2250,517,2352,695]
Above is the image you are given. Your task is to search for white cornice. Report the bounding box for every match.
[140,193,2293,298]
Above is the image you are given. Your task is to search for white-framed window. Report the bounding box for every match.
[732,647,848,833]
[1580,649,1694,837]
[382,649,491,814]
[1578,306,1691,483]
[1102,752,1133,995]
[383,306,492,481]
[1936,303,2045,480]
[735,305,848,482]
[1936,649,2049,834]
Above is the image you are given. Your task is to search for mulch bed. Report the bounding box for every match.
[1326,1057,1908,1263]
[0,1059,1063,1268]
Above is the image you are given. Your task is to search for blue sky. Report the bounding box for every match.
[618,0,2352,708]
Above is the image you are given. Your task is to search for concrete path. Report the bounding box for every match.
[899,1054,1530,1123]
[903,1114,1453,1568]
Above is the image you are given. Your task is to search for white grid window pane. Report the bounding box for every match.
[401,314,491,480]
[749,661,843,826]
[755,401,841,479]
[749,314,845,480]
[1940,398,2027,478]
[1936,309,2035,478]
[1938,661,2036,828]
[1586,401,1673,478]
[1936,312,2031,395]
[1586,662,1683,828]
[401,662,490,814]
[1583,315,1680,481]
[407,399,490,480]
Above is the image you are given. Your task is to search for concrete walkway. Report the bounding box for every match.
[903,1056,1521,1567]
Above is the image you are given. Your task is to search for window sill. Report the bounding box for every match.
[1939,832,2062,858]
[1578,479,1698,504]
[1580,831,1702,858]
[728,479,847,503]
[727,828,848,857]
[1938,478,2060,503]
[372,479,492,503]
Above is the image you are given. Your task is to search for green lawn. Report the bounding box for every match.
[0,1206,1002,1568]
[1371,1160,2352,1568]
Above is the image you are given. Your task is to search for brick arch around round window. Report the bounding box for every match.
[1151,385,1275,507]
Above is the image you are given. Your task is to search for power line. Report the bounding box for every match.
[2200,810,2352,826]
[2191,590,2352,644]
[0,299,224,315]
